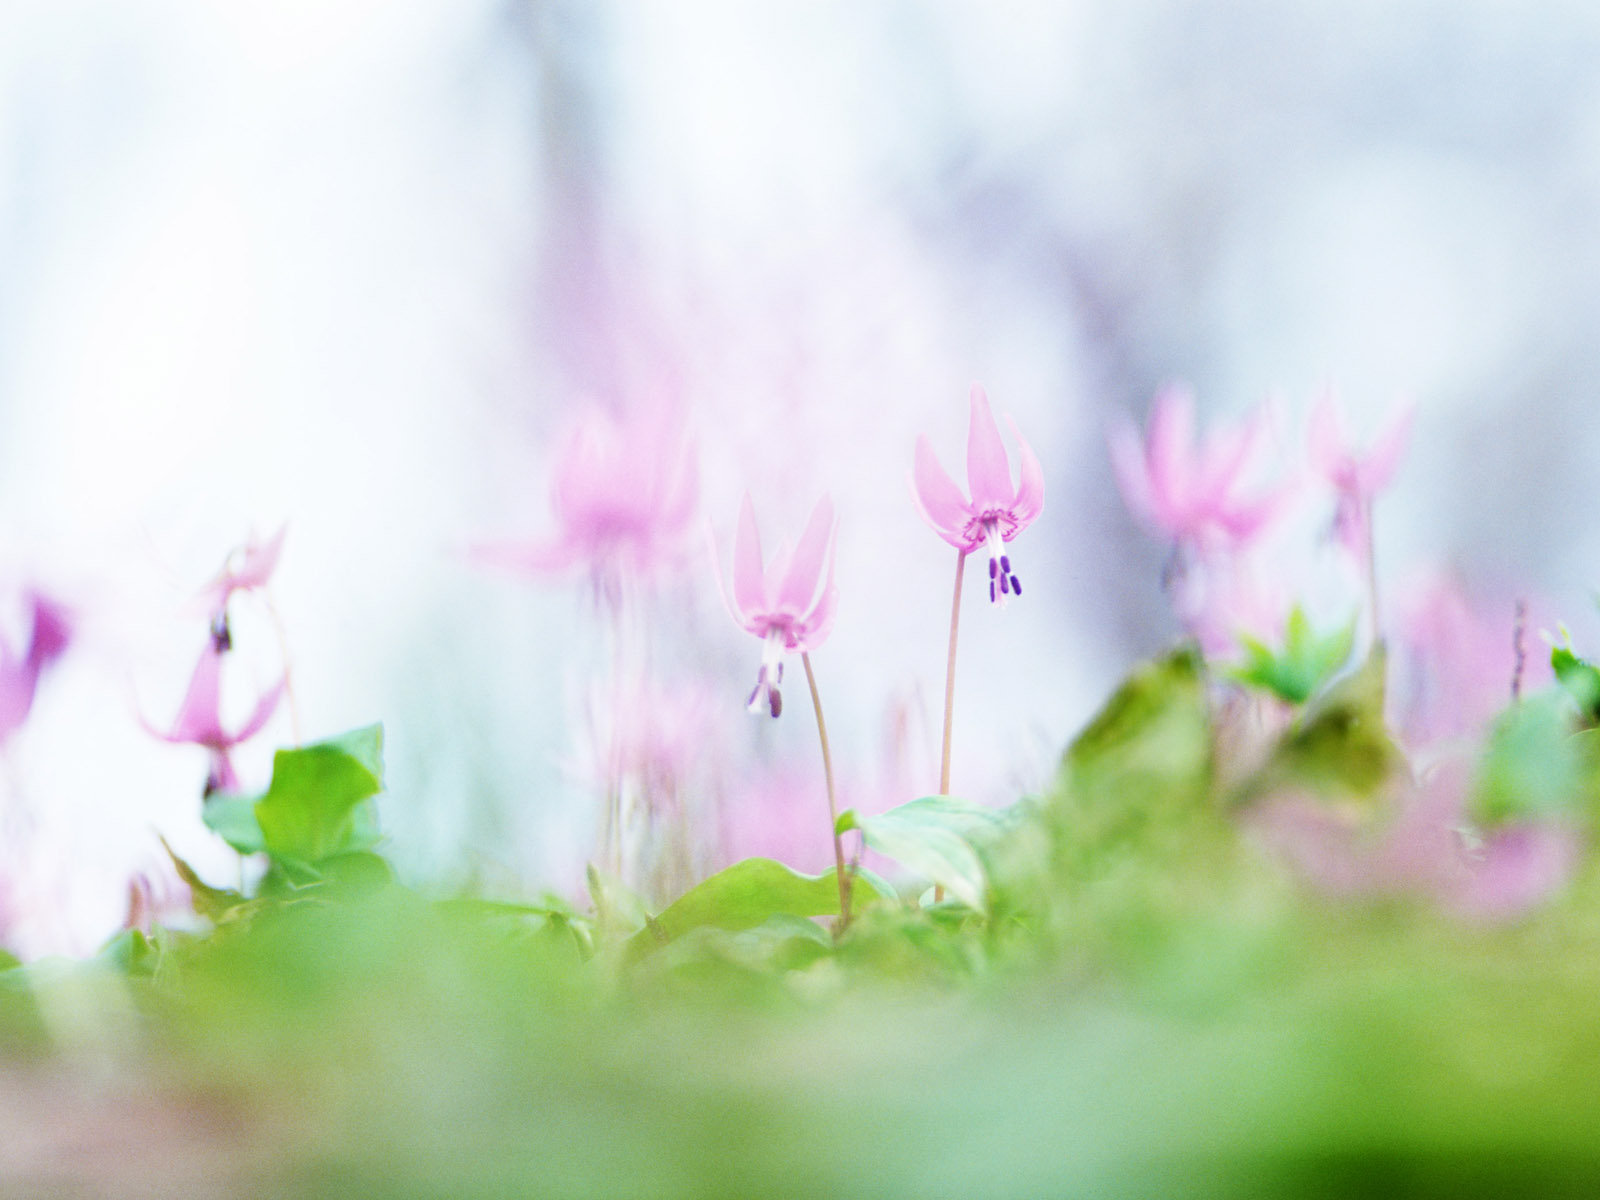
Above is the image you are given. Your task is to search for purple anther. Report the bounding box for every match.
[999,573,1010,595]
[1010,575,1022,596]
[989,581,996,602]
[1000,555,1011,574]
[769,689,782,718]
[988,559,997,579]
[210,613,232,654]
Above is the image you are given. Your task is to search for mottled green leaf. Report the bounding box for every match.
[254,723,385,865]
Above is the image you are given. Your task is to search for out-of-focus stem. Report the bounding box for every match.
[939,549,967,796]
[802,651,850,928]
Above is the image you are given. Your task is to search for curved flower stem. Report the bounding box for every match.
[939,548,967,796]
[1362,497,1381,649]
[934,548,968,905]
[801,651,850,928]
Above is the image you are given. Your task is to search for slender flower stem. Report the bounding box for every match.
[801,651,850,928]
[939,549,967,796]
[1362,498,1381,648]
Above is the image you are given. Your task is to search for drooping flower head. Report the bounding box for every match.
[912,384,1043,603]
[475,400,698,602]
[719,494,838,718]
[0,591,72,746]
[197,525,286,649]
[1306,391,1413,558]
[144,638,284,795]
[1110,383,1287,555]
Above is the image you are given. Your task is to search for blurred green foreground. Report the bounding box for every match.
[6,651,1600,1198]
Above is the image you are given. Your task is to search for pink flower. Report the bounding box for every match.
[1110,383,1285,553]
[145,639,284,795]
[720,494,838,718]
[1306,392,1413,556]
[0,592,72,745]
[475,402,698,594]
[912,384,1044,603]
[198,526,286,642]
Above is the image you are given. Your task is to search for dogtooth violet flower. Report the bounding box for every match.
[474,400,698,594]
[144,638,284,795]
[912,384,1044,603]
[197,525,286,642]
[0,591,71,745]
[718,494,838,718]
[1306,391,1413,558]
[1109,384,1287,554]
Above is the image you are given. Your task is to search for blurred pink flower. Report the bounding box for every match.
[1306,392,1413,557]
[1110,383,1286,553]
[719,494,838,718]
[145,639,284,795]
[197,526,286,638]
[913,384,1043,603]
[124,862,193,935]
[0,591,72,745]
[475,401,698,594]
[1253,761,1576,922]
[1389,570,1550,747]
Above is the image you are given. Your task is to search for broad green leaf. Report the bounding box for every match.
[631,857,892,955]
[254,723,385,865]
[846,796,1013,914]
[202,791,267,855]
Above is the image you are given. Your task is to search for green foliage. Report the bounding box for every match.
[629,857,892,957]
[1253,646,1397,801]
[253,724,385,866]
[838,796,1016,913]
[1473,691,1591,825]
[1231,606,1356,704]
[1553,640,1600,724]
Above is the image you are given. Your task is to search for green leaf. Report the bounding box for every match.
[1257,644,1397,800]
[202,791,267,855]
[849,797,1013,914]
[1229,606,1356,704]
[1552,643,1600,723]
[161,836,246,922]
[253,724,385,866]
[631,858,892,955]
[1473,691,1588,825]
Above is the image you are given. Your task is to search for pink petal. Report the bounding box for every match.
[964,384,1015,512]
[26,594,72,666]
[231,678,285,745]
[1452,823,1579,922]
[1108,421,1159,528]
[1360,404,1414,493]
[795,531,839,652]
[1306,391,1346,479]
[233,526,287,591]
[912,435,972,546]
[732,494,767,618]
[1007,416,1044,528]
[777,496,834,616]
[1145,384,1197,514]
[163,643,227,747]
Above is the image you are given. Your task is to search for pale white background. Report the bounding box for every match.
[2,0,1597,951]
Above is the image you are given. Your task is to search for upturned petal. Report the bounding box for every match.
[777,496,834,616]
[1108,421,1160,529]
[163,642,227,747]
[234,679,286,744]
[1007,416,1044,528]
[964,385,1014,512]
[732,494,767,618]
[795,534,839,651]
[1145,384,1197,513]
[912,435,974,548]
[1361,405,1414,493]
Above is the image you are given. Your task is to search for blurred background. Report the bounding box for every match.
[1,0,1597,952]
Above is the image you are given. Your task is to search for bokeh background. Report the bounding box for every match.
[2,0,1597,952]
